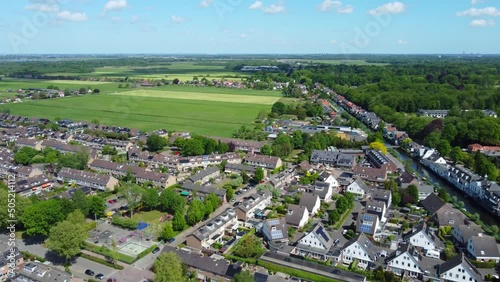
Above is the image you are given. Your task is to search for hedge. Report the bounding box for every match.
[80,253,124,270]
[83,243,135,264]
[471,260,496,269]
[21,251,46,262]
[224,254,257,265]
[136,244,158,261]
[257,260,340,282]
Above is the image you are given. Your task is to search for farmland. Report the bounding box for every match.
[45,62,248,81]
[3,87,283,136]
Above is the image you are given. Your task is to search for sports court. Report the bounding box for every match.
[118,241,150,257]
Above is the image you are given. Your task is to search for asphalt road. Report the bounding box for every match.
[263,252,366,282]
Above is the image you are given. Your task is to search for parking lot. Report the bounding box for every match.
[70,256,118,281]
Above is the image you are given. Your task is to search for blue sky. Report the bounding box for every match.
[0,0,499,54]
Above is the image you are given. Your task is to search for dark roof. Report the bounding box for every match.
[439,253,483,282]
[299,193,320,212]
[285,204,308,227]
[469,235,500,258]
[420,193,446,215]
[189,166,220,183]
[181,182,226,197]
[398,171,415,184]
[162,246,242,279]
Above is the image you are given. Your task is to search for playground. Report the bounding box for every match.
[88,222,157,258]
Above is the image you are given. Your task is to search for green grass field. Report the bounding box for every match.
[0,78,129,93]
[4,87,281,136]
[46,62,248,81]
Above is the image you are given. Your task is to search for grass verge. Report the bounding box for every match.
[83,243,135,264]
[333,206,354,230]
[257,260,340,282]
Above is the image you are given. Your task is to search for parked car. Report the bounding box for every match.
[152,247,161,254]
[168,238,175,243]
[85,269,95,276]
[95,273,105,280]
[106,279,117,282]
[108,199,117,204]
[334,239,340,246]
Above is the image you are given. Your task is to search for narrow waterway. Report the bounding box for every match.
[390,148,498,226]
[329,98,499,225]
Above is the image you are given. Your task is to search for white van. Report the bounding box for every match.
[425,249,440,259]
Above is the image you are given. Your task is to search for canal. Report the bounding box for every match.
[390,148,498,226]
[329,98,499,226]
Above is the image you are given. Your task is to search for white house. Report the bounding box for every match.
[293,223,334,261]
[346,178,368,197]
[403,222,443,251]
[386,243,437,279]
[341,233,379,269]
[285,204,309,229]
[439,253,483,282]
[299,193,321,216]
[466,235,500,263]
[318,171,339,188]
[452,224,482,246]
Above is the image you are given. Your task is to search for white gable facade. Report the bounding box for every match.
[407,230,438,250]
[341,241,373,268]
[324,174,339,188]
[296,232,328,260]
[387,252,424,278]
[346,181,365,196]
[440,264,480,282]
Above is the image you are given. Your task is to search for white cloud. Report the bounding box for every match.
[469,19,495,26]
[240,33,249,38]
[249,1,263,10]
[338,5,354,14]
[471,0,483,5]
[199,0,213,8]
[397,39,408,44]
[318,0,342,12]
[130,16,139,24]
[249,1,285,14]
[368,2,405,16]
[57,10,88,22]
[318,0,353,14]
[457,7,500,17]
[24,3,59,13]
[103,0,128,12]
[262,2,286,14]
[171,15,185,23]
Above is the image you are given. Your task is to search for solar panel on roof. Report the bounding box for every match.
[271,230,283,239]
[360,224,372,233]
[316,226,330,242]
[268,219,280,225]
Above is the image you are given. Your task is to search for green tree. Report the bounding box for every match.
[172,211,186,231]
[72,189,89,216]
[21,199,65,236]
[407,184,419,204]
[147,134,166,152]
[232,270,254,282]
[142,189,160,210]
[233,234,265,258]
[271,101,286,115]
[204,193,221,216]
[241,171,249,184]
[102,145,117,155]
[154,252,187,282]
[260,144,272,155]
[161,223,175,240]
[402,220,409,231]
[292,130,304,149]
[88,196,106,219]
[186,199,205,226]
[46,218,87,261]
[226,186,234,202]
[254,167,265,183]
[271,134,293,158]
[328,209,340,225]
[181,138,205,156]
[119,184,144,218]
[160,189,185,214]
[345,229,355,239]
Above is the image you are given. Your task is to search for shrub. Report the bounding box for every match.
[136,244,158,261]
[79,253,124,270]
